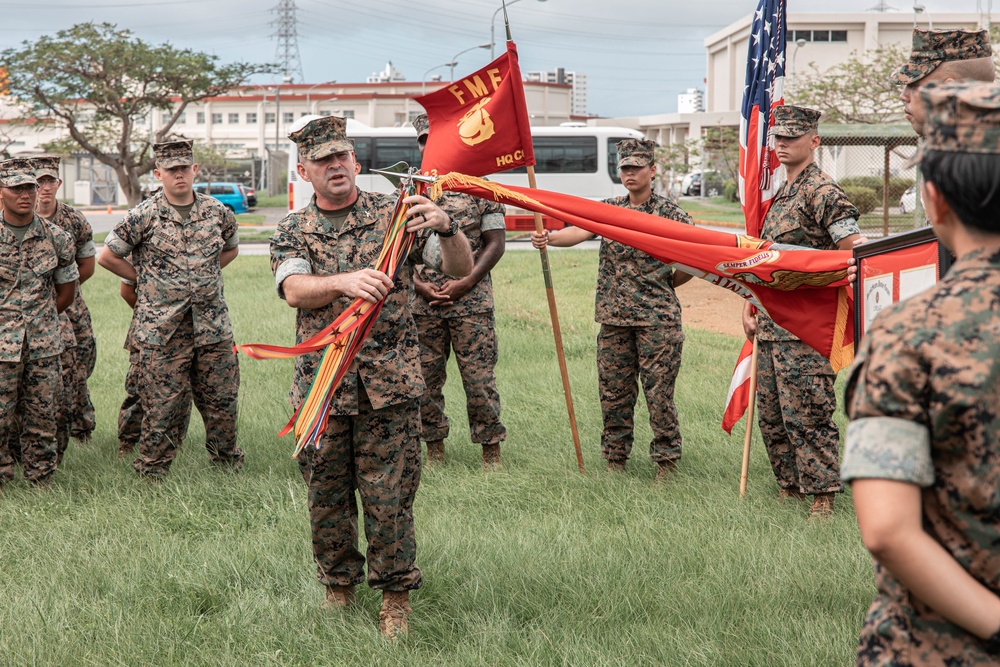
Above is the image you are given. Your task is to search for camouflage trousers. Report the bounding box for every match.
[118,346,192,452]
[133,315,242,477]
[756,339,842,495]
[413,311,505,446]
[67,304,96,440]
[597,323,684,464]
[296,390,423,592]
[0,349,61,485]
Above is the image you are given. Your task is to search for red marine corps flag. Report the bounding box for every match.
[414,41,535,178]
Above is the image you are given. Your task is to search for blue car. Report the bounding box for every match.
[193,182,248,214]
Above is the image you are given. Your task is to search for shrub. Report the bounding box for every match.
[723,179,738,202]
[886,176,914,202]
[843,185,879,214]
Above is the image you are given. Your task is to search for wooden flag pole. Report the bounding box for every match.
[739,337,760,498]
[527,165,585,474]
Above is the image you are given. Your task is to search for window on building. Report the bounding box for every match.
[228,113,240,124]
[343,110,355,119]
[283,112,295,124]
[212,113,222,124]
[246,112,257,124]
[177,113,186,124]
[812,30,830,42]
[197,112,206,124]
[264,112,276,124]
[831,30,847,42]
[793,30,811,42]
[319,110,331,117]
[161,113,171,125]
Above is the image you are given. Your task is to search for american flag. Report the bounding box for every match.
[723,0,786,434]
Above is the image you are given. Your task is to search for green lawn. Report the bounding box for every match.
[0,252,874,666]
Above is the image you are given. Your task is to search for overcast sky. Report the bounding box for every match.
[0,0,984,117]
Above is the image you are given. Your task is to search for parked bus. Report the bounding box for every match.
[287,117,645,230]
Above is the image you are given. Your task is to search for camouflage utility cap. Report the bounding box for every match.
[289,115,354,160]
[617,139,657,168]
[770,105,821,138]
[30,155,60,180]
[413,113,430,139]
[891,28,992,86]
[153,140,194,168]
[0,157,38,187]
[908,80,1000,167]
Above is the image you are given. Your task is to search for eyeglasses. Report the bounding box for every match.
[37,178,60,189]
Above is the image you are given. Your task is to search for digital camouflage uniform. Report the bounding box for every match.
[45,201,97,457]
[843,246,1000,666]
[411,190,507,448]
[596,191,693,465]
[0,159,79,485]
[756,106,860,496]
[105,178,242,477]
[271,189,430,592]
[890,27,992,87]
[841,78,1000,667]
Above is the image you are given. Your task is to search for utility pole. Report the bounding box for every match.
[272,0,305,83]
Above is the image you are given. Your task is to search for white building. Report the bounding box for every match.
[677,89,704,114]
[525,68,588,116]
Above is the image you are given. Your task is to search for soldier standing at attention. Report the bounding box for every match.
[740,106,864,518]
[531,139,693,481]
[270,116,472,637]
[98,140,243,479]
[31,155,97,456]
[410,114,508,468]
[893,27,994,137]
[0,158,78,487]
[842,80,1000,666]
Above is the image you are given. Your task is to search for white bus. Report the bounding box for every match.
[287,117,645,230]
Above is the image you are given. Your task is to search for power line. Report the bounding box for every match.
[272,0,305,83]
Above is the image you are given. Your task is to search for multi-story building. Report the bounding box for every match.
[525,68,588,116]
[677,89,704,114]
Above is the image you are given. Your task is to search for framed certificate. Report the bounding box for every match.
[853,227,953,342]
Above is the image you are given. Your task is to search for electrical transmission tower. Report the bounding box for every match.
[272,0,305,83]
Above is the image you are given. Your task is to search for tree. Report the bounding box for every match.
[2,22,272,205]
[194,143,237,190]
[787,43,908,124]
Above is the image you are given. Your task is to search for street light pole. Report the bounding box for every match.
[490,0,546,59]
[305,80,337,114]
[422,62,457,95]
[450,43,491,80]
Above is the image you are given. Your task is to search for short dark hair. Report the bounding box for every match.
[921,150,1000,235]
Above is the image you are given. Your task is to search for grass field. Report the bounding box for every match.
[0,252,874,666]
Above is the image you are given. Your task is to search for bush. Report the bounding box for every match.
[723,179,738,203]
[838,176,914,205]
[886,176,914,202]
[843,185,879,214]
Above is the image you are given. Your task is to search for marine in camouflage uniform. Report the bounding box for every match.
[533,139,693,478]
[0,158,79,486]
[749,106,862,515]
[272,115,472,635]
[842,80,1000,667]
[410,114,507,466]
[116,274,192,455]
[99,140,242,478]
[32,155,98,456]
[892,28,994,225]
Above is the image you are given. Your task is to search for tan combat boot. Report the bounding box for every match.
[607,459,627,472]
[655,459,677,482]
[482,443,502,470]
[426,440,445,464]
[322,584,356,610]
[778,487,806,502]
[378,590,411,638]
[810,493,835,518]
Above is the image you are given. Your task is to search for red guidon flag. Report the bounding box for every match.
[414,41,535,177]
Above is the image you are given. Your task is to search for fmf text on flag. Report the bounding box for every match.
[414,41,535,178]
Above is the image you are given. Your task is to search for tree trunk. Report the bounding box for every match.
[116,164,144,207]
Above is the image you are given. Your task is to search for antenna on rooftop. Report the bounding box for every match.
[867,0,897,11]
[271,0,305,84]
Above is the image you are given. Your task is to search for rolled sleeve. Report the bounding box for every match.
[480,211,507,232]
[842,417,934,486]
[222,208,240,250]
[827,217,861,244]
[77,239,97,259]
[54,262,80,285]
[274,258,312,299]
[104,229,133,257]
